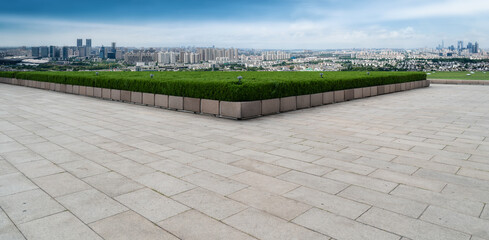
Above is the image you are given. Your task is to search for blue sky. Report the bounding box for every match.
[1,0,488,49]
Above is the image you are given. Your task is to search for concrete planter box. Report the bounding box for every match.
[184,97,200,113]
[102,88,111,99]
[220,101,241,119]
[111,89,121,101]
[334,90,345,102]
[280,96,297,112]
[121,90,131,102]
[168,96,183,110]
[344,89,354,101]
[131,92,143,104]
[377,85,385,95]
[297,95,311,109]
[389,84,396,93]
[241,101,261,119]
[311,93,322,107]
[86,87,94,97]
[201,99,219,115]
[79,86,87,96]
[400,83,406,91]
[362,87,371,97]
[66,85,73,93]
[370,86,378,96]
[143,93,155,106]
[93,88,102,98]
[395,84,401,92]
[155,94,169,108]
[220,101,261,119]
[261,98,280,115]
[8,77,427,120]
[323,92,334,104]
[353,88,363,99]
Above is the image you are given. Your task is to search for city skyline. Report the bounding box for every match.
[1,0,489,49]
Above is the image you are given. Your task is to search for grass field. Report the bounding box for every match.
[0,71,426,101]
[427,71,489,80]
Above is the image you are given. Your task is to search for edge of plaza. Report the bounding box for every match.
[0,77,430,120]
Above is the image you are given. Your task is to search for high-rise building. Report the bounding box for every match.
[49,46,56,58]
[85,39,92,56]
[78,47,87,57]
[40,46,49,57]
[179,51,185,63]
[457,41,464,51]
[115,50,123,60]
[31,47,39,57]
[77,39,83,47]
[99,46,106,59]
[111,42,116,52]
[62,47,69,60]
[474,42,479,53]
[467,42,473,53]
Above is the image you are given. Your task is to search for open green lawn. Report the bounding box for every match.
[0,71,426,101]
[427,71,489,80]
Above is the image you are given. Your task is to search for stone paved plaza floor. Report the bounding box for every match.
[1,83,489,240]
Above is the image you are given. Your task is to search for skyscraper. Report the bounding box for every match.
[457,41,464,51]
[49,46,56,58]
[31,47,39,57]
[86,39,92,47]
[77,39,83,47]
[111,42,116,52]
[467,42,473,53]
[62,47,69,60]
[99,46,105,59]
[40,46,49,57]
[474,42,479,53]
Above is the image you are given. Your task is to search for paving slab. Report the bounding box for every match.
[115,188,189,222]
[56,189,127,224]
[159,210,255,240]
[0,189,65,224]
[18,211,102,240]
[0,208,25,240]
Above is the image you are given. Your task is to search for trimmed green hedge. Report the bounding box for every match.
[0,71,426,101]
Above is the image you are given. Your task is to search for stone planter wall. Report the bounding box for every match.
[0,77,430,120]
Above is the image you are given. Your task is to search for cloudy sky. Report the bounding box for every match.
[1,0,488,49]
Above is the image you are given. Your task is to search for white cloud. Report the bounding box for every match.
[380,0,489,21]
